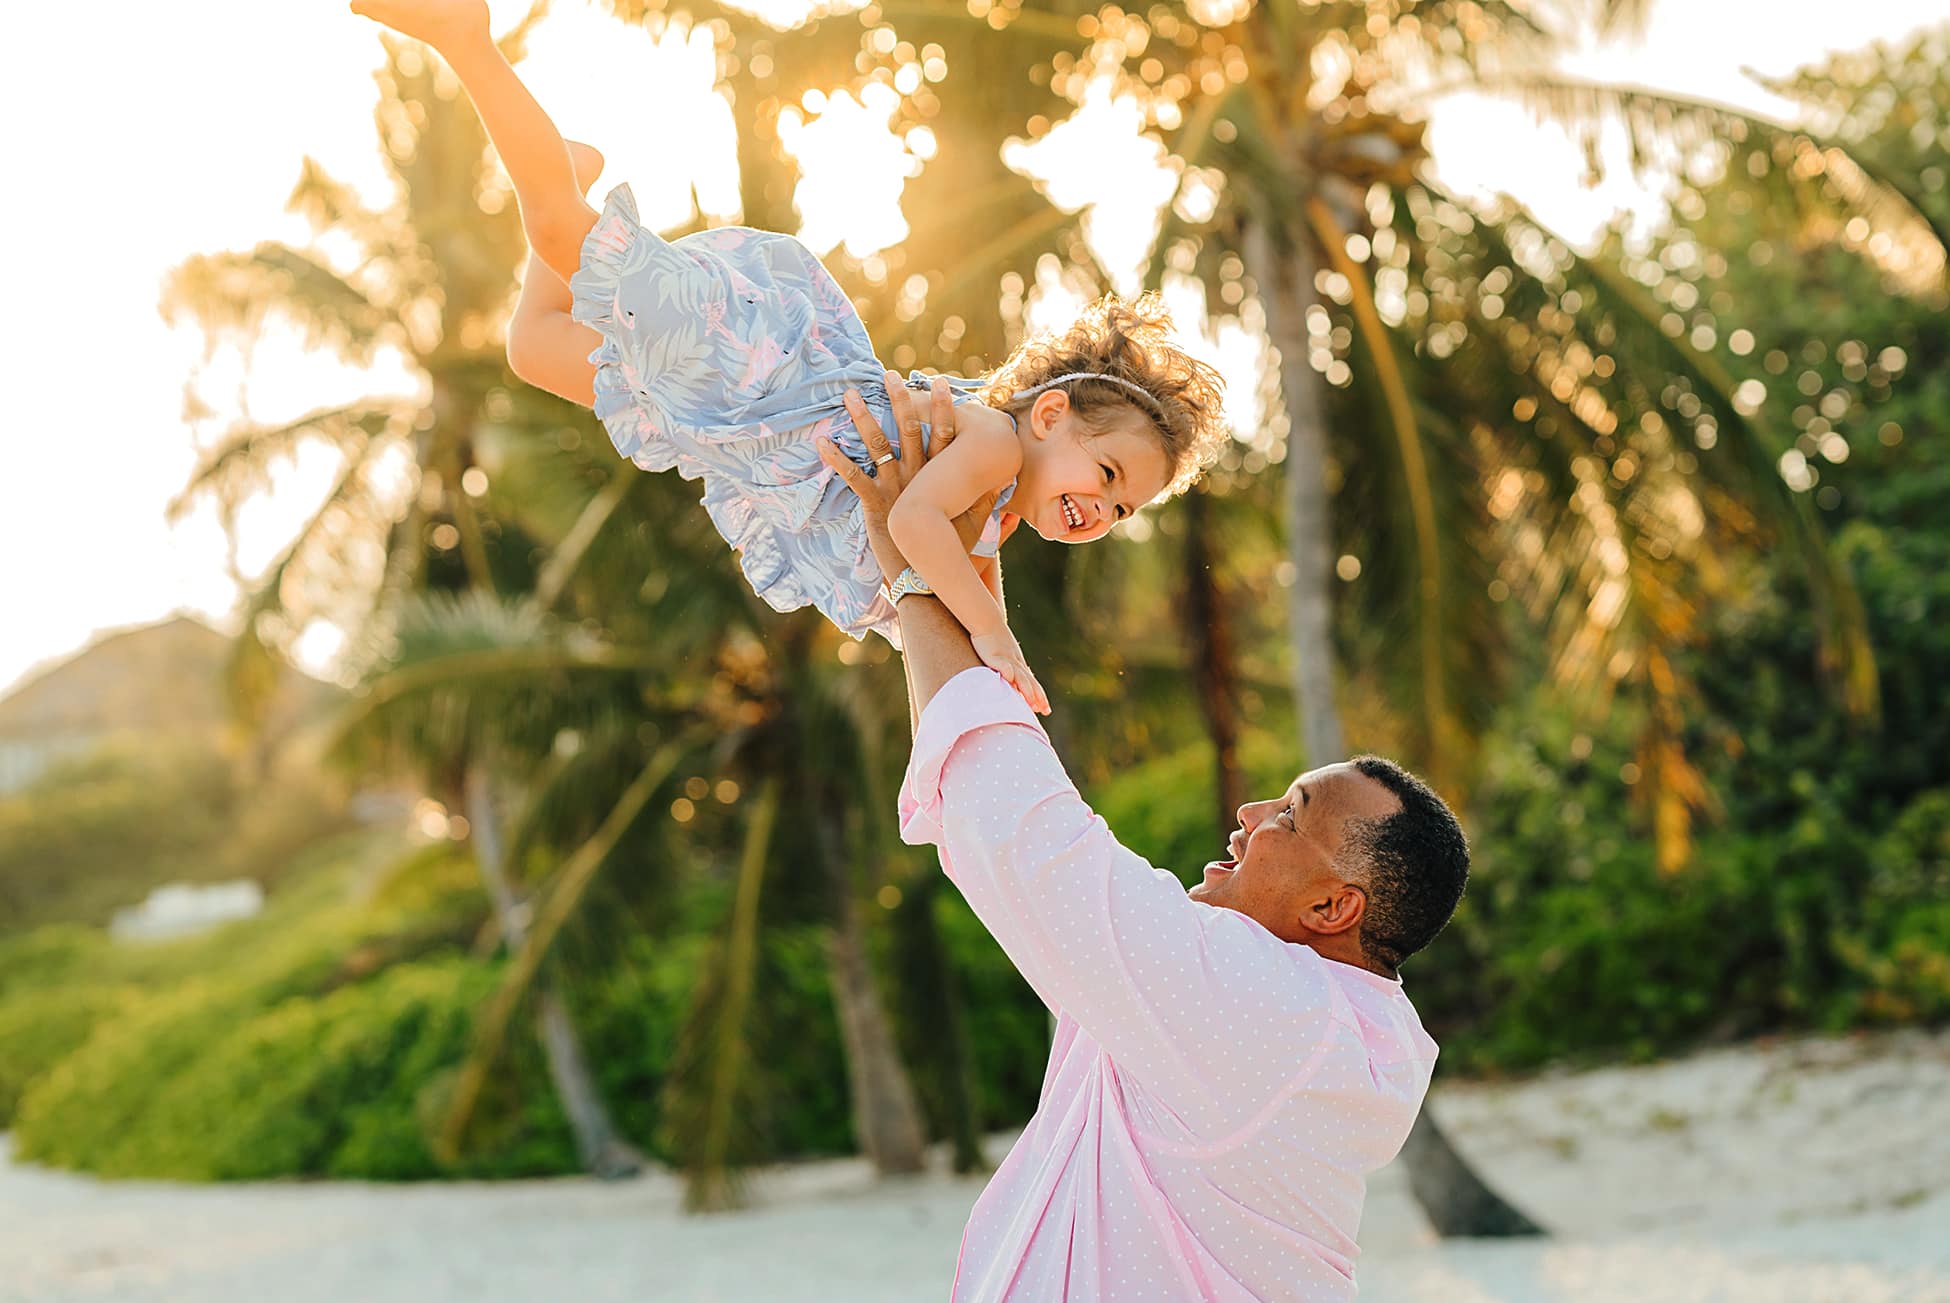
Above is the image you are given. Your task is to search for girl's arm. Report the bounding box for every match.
[976,555,1005,608]
[984,516,1021,608]
[888,427,1049,713]
[888,425,1019,640]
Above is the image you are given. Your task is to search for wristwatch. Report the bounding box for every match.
[883,566,935,605]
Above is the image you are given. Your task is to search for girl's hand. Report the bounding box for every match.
[972,630,1050,716]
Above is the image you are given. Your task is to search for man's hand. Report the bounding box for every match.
[819,372,999,582]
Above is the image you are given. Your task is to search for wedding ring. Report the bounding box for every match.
[872,452,897,467]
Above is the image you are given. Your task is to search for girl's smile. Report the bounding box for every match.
[1013,413,1171,546]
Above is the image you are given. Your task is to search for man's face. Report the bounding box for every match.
[1189,763,1402,946]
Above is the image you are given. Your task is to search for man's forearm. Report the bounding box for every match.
[893,595,983,733]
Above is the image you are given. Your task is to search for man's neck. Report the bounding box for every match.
[1303,936,1396,981]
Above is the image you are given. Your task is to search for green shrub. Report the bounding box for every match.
[0,982,132,1120]
[0,925,99,998]
[0,742,355,933]
[14,959,577,1180]
[574,924,856,1166]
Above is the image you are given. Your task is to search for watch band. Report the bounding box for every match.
[883,566,935,605]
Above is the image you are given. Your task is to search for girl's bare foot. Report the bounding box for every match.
[565,140,606,195]
[348,0,489,51]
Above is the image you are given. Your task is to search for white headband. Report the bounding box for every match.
[1014,371,1165,419]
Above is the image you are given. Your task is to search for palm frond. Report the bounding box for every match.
[217,441,392,726]
[1592,0,1654,39]
[1459,72,1948,292]
[169,403,401,520]
[494,0,552,61]
[332,591,666,772]
[285,156,403,259]
[532,467,647,612]
[1565,249,1879,716]
[161,244,400,362]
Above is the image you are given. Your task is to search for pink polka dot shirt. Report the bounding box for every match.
[899,669,1439,1301]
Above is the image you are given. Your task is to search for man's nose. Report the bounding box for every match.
[1236,800,1268,831]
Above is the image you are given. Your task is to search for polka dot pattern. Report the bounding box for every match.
[899,670,1441,1302]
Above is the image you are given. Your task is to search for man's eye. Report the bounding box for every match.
[1280,802,1296,826]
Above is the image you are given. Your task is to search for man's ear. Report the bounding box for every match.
[1306,884,1366,937]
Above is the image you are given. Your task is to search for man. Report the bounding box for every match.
[820,377,1471,1302]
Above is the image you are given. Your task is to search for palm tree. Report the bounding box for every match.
[587,0,1945,1233]
[164,13,643,1177]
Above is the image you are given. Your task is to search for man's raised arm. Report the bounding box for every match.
[823,376,985,725]
[820,384,1343,1140]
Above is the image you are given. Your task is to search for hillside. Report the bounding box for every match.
[0,617,234,741]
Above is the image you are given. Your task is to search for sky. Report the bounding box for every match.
[0,0,1942,697]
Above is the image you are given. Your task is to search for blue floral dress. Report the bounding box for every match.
[568,184,1015,645]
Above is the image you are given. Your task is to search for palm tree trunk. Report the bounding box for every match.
[437,395,640,1179]
[1182,486,1246,838]
[682,778,779,1212]
[892,877,986,1174]
[827,880,931,1174]
[807,778,929,1176]
[1398,1104,1544,1237]
[1248,218,1542,1238]
[1250,222,1345,767]
[465,768,643,1179]
[534,985,643,1179]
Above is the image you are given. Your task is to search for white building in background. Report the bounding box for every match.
[109,880,266,943]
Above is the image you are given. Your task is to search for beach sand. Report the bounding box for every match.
[3,1027,1946,1302]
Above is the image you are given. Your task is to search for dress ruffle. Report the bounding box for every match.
[568,183,1015,642]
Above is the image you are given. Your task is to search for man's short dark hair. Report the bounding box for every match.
[1340,756,1469,973]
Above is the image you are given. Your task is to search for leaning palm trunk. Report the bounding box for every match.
[464,766,643,1178]
[891,876,987,1174]
[827,881,931,1175]
[1249,220,1345,768]
[1249,220,1542,1237]
[1182,485,1246,836]
[804,762,929,1175]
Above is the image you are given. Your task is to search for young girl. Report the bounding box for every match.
[351,0,1227,713]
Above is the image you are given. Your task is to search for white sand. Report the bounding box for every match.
[3,1027,1946,1302]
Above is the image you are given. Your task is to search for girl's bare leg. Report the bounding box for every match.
[350,0,595,281]
[508,141,605,406]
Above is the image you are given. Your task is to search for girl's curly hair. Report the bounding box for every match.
[978,292,1229,499]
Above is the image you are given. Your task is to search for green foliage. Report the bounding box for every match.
[929,888,1050,1131]
[12,958,578,1181]
[4,838,490,1151]
[0,981,132,1119]
[1087,730,1300,882]
[2,834,877,1179]
[0,741,353,932]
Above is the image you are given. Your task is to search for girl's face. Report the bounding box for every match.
[1013,395,1171,545]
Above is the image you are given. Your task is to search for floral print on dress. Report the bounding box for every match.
[569,184,1016,646]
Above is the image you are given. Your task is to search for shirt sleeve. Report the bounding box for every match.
[900,668,1346,1137]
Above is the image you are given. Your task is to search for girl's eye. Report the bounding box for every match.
[1102,463,1116,483]
[1115,504,1129,521]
